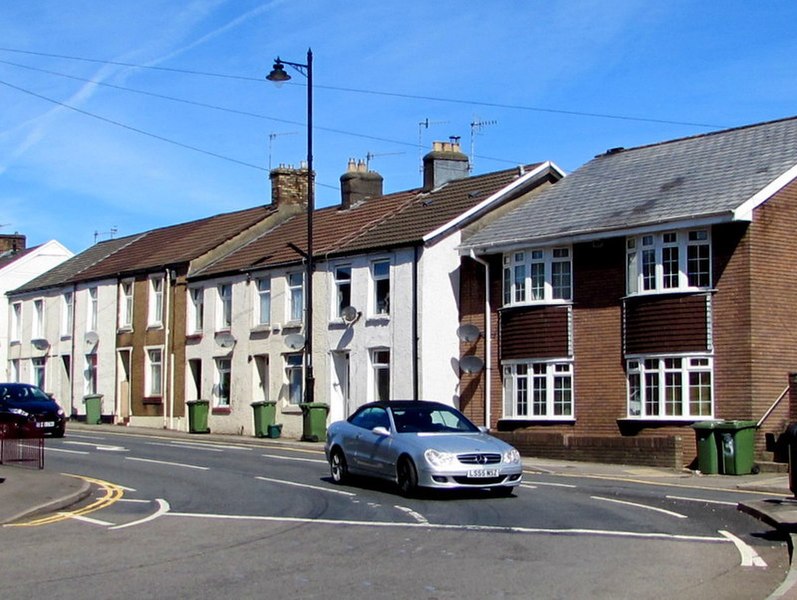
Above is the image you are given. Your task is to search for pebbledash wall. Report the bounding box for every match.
[458,179,797,468]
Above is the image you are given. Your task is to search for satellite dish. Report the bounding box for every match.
[84,331,99,346]
[456,324,481,343]
[284,333,306,350]
[215,332,236,349]
[459,355,485,374]
[341,306,360,324]
[32,338,50,351]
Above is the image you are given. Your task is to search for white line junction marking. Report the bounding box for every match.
[719,530,768,568]
[592,495,688,519]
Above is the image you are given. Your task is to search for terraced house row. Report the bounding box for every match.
[8,117,797,468]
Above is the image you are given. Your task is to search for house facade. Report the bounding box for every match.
[459,116,797,468]
[187,144,563,438]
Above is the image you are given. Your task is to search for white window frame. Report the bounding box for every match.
[626,229,711,295]
[217,283,232,331]
[148,276,164,327]
[9,359,20,383]
[145,347,164,397]
[256,277,271,326]
[285,353,303,405]
[84,352,98,395]
[287,272,304,324]
[502,247,572,306]
[188,287,204,334]
[214,357,232,407]
[10,302,21,341]
[372,260,390,316]
[627,354,713,419]
[371,348,391,402]
[502,360,574,420]
[61,291,74,338]
[87,287,98,333]
[31,357,46,390]
[119,280,134,329]
[32,298,45,339]
[334,265,352,318]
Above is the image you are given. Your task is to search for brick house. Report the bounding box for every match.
[459,116,797,468]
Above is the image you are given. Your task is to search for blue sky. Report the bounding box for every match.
[1,1,796,253]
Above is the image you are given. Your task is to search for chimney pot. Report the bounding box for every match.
[422,140,469,191]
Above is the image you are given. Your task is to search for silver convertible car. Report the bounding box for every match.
[324,400,522,496]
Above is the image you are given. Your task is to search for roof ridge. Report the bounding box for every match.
[332,192,422,250]
[601,114,797,157]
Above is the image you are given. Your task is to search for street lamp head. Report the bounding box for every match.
[266,60,291,85]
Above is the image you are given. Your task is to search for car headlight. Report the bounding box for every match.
[9,408,29,417]
[57,409,65,417]
[503,448,521,464]
[424,449,457,467]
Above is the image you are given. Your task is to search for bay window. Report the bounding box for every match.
[503,360,573,419]
[627,229,710,294]
[627,355,713,418]
[503,247,572,306]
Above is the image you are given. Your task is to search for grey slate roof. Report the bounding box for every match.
[463,116,797,251]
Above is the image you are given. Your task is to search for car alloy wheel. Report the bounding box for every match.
[330,448,348,484]
[397,456,418,497]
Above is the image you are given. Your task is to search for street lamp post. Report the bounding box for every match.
[267,48,315,405]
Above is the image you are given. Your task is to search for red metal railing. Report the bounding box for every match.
[0,423,44,470]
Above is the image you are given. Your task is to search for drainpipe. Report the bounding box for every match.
[412,246,420,401]
[469,250,491,429]
[164,268,173,430]
[69,284,77,418]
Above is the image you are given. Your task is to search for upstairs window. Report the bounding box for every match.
[148,276,164,327]
[61,292,73,337]
[11,302,21,341]
[334,265,352,318]
[87,287,98,332]
[218,284,232,330]
[119,281,134,329]
[188,287,204,334]
[256,277,271,326]
[288,273,304,323]
[33,299,44,339]
[372,260,390,315]
[503,247,572,306]
[627,229,711,295]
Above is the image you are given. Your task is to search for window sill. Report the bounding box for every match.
[618,417,712,424]
[117,326,133,334]
[147,324,164,331]
[186,333,203,341]
[499,417,575,423]
[365,315,390,325]
[499,300,573,311]
[212,407,231,415]
[250,324,271,334]
[9,340,20,346]
[143,396,162,405]
[622,288,716,300]
[282,321,303,330]
[282,406,303,415]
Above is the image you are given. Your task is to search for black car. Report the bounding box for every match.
[0,383,66,437]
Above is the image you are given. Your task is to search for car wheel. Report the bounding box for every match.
[52,429,65,438]
[491,486,514,497]
[329,448,348,484]
[397,456,418,497]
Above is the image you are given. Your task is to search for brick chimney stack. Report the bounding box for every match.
[422,139,469,191]
[0,234,26,253]
[340,159,383,209]
[269,163,313,208]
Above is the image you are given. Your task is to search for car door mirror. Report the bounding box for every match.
[372,426,390,437]
[478,426,489,433]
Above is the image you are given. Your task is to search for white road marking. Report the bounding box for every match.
[110,499,171,530]
[262,453,328,465]
[44,447,89,455]
[118,498,150,504]
[592,496,688,519]
[524,481,577,489]
[719,530,768,568]
[520,484,538,489]
[394,505,428,524]
[255,476,355,496]
[146,441,223,453]
[63,441,128,452]
[126,457,208,470]
[65,513,115,526]
[666,495,738,507]
[170,441,253,451]
[164,511,728,543]
[62,433,107,440]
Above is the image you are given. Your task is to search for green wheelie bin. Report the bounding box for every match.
[692,421,721,474]
[300,403,329,442]
[187,399,210,434]
[251,401,277,438]
[716,420,758,475]
[83,394,103,425]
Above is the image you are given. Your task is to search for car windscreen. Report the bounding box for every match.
[392,406,479,434]
[0,385,51,402]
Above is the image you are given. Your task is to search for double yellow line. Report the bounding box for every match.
[7,474,124,527]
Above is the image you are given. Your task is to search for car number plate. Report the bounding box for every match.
[36,421,55,428]
[467,469,499,478]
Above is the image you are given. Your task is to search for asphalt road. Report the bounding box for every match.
[0,428,789,599]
